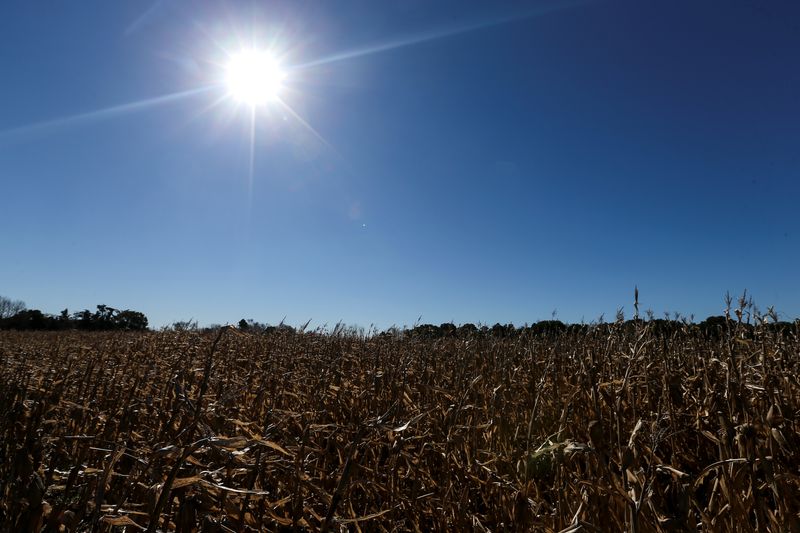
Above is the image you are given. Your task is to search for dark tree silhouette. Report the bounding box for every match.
[1,303,148,331]
[0,296,26,319]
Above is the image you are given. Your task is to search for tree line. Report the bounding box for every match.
[398,316,798,340]
[2,294,796,337]
[0,296,148,331]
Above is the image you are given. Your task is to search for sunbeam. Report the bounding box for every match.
[184,93,232,125]
[0,85,216,144]
[247,106,257,213]
[293,0,592,69]
[275,98,334,153]
[124,0,170,36]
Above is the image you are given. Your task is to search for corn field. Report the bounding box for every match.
[1,319,799,532]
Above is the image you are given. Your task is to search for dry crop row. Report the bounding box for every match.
[0,321,798,531]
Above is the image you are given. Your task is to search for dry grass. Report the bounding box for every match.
[1,318,799,531]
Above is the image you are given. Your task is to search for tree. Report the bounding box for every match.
[1,309,50,330]
[171,320,198,332]
[115,310,148,331]
[457,323,478,336]
[528,320,567,336]
[439,323,457,336]
[0,296,26,319]
[0,301,149,331]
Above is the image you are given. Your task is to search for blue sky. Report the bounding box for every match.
[1,0,798,328]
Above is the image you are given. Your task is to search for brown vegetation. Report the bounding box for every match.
[1,316,799,531]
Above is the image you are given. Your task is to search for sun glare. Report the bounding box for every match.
[225,50,286,107]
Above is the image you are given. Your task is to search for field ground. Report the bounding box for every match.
[1,323,799,532]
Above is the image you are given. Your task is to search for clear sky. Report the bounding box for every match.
[1,0,798,328]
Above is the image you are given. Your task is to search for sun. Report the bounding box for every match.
[225,49,286,107]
